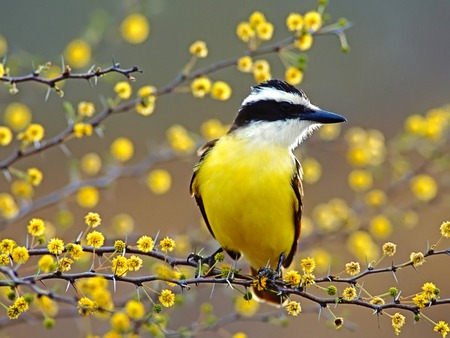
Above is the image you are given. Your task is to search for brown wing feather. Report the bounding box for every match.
[283,157,303,268]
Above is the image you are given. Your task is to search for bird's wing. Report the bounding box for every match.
[283,157,304,268]
[189,139,219,240]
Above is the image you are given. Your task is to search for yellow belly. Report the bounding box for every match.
[193,135,297,270]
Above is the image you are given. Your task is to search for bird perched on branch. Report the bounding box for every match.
[190,79,346,304]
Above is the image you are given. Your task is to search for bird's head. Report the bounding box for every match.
[229,79,346,149]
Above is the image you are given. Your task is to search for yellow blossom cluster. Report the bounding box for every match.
[404,106,450,141]
[312,198,356,232]
[78,276,113,315]
[7,296,30,319]
[136,85,157,116]
[236,11,274,46]
[346,127,386,169]
[190,77,232,101]
[166,124,195,153]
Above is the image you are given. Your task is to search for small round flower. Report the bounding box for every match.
[285,300,302,316]
[137,235,154,253]
[0,126,12,146]
[391,312,406,335]
[345,262,360,276]
[137,85,157,98]
[201,119,227,140]
[112,213,134,236]
[27,168,43,186]
[64,39,91,68]
[342,286,357,301]
[110,137,134,162]
[237,56,253,73]
[11,180,34,199]
[120,13,150,44]
[439,221,450,238]
[301,158,321,184]
[81,152,102,176]
[0,253,10,265]
[110,312,130,332]
[27,218,45,237]
[58,257,74,272]
[327,285,338,296]
[73,122,93,138]
[78,297,97,316]
[11,246,29,264]
[382,242,397,257]
[285,66,303,85]
[47,238,65,255]
[236,22,255,42]
[167,124,196,153]
[66,243,84,260]
[211,81,232,101]
[295,34,313,51]
[160,237,176,253]
[77,186,99,208]
[412,293,429,308]
[86,231,105,248]
[304,11,322,32]
[125,300,145,320]
[189,40,208,58]
[286,13,303,31]
[300,257,316,273]
[410,174,437,202]
[256,21,274,40]
[147,169,172,195]
[365,189,387,207]
[249,11,266,27]
[284,270,301,286]
[301,273,315,287]
[127,255,143,271]
[14,296,29,313]
[348,169,373,192]
[159,289,176,308]
[111,255,128,276]
[370,296,385,305]
[85,212,101,228]
[334,317,344,329]
[114,81,132,99]
[434,321,450,337]
[191,77,212,98]
[77,101,95,117]
[18,123,45,143]
[0,238,16,254]
[38,254,55,273]
[3,103,31,132]
[410,252,425,267]
[369,215,392,240]
[114,240,126,252]
[422,282,438,298]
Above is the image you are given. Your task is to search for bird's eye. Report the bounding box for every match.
[280,102,293,111]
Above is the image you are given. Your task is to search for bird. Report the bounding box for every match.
[190,79,346,304]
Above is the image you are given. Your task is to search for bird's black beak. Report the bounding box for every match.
[302,109,347,124]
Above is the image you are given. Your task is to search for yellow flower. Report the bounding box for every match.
[211,81,232,101]
[59,257,74,272]
[114,240,126,252]
[304,11,322,32]
[3,103,31,132]
[237,56,253,73]
[48,238,65,255]
[78,297,97,316]
[382,242,397,257]
[0,126,12,146]
[391,312,406,335]
[166,124,195,153]
[125,300,145,320]
[11,180,34,199]
[370,297,385,305]
[136,99,156,116]
[410,174,437,202]
[0,63,4,78]
[191,77,212,98]
[111,255,128,276]
[77,186,99,208]
[422,282,438,298]
[81,152,102,176]
[14,296,29,314]
[73,122,93,138]
[342,286,357,301]
[7,305,21,319]
[369,215,392,240]
[434,321,450,337]
[345,262,360,276]
[285,300,302,316]
[36,295,58,317]
[286,13,303,31]
[137,85,156,98]
[410,252,425,266]
[160,236,176,253]
[27,168,43,186]
[347,231,379,262]
[189,40,208,58]
[347,146,370,167]
[249,11,266,27]
[0,193,19,219]
[300,257,316,274]
[302,273,315,287]
[334,317,344,329]
[284,270,301,286]
[18,123,45,143]
[365,189,387,207]
[64,39,91,68]
[159,289,176,307]
[85,212,101,228]
[301,157,321,184]
[66,243,84,260]
[236,22,255,42]
[348,169,373,192]
[0,253,10,265]
[147,169,171,195]
[111,312,130,332]
[232,333,248,338]
[137,235,154,253]
[11,246,29,264]
[27,218,45,237]
[253,59,270,74]
[201,119,227,140]
[404,114,424,135]
[120,13,150,44]
[126,255,142,271]
[114,81,132,99]
[254,70,271,83]
[77,101,95,117]
[412,293,429,308]
[440,221,450,238]
[112,213,134,237]
[0,238,16,254]
[285,66,303,85]
[295,34,313,51]
[86,230,105,248]
[319,124,341,140]
[110,137,134,162]
[234,296,260,317]
[256,22,274,41]
[38,254,55,273]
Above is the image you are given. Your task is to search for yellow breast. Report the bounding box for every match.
[192,134,298,270]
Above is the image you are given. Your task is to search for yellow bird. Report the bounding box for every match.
[190,79,346,303]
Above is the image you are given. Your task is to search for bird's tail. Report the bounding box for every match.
[250,267,287,306]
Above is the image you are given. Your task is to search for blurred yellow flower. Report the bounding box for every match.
[347,230,379,261]
[237,56,253,73]
[295,34,313,51]
[11,180,34,199]
[211,81,232,101]
[189,40,208,58]
[77,186,99,208]
[369,215,392,239]
[114,81,132,99]
[110,137,134,162]
[147,169,171,194]
[125,300,145,320]
[0,63,4,78]
[249,11,266,27]
[81,152,102,176]
[285,66,303,85]
[120,13,150,44]
[301,157,322,184]
[410,174,437,201]
[167,124,195,153]
[286,13,303,31]
[236,22,255,43]
[0,35,7,56]
[73,122,93,138]
[201,119,227,140]
[0,193,19,219]
[78,101,95,117]
[234,296,260,317]
[365,189,387,207]
[348,169,373,192]
[319,123,341,140]
[137,85,157,98]
[18,123,45,143]
[64,39,91,68]
[256,21,274,40]
[110,312,130,331]
[191,77,212,98]
[27,167,43,186]
[112,213,134,236]
[0,126,12,146]
[4,103,31,132]
[304,11,322,32]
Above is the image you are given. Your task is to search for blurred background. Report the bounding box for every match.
[1,0,450,337]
